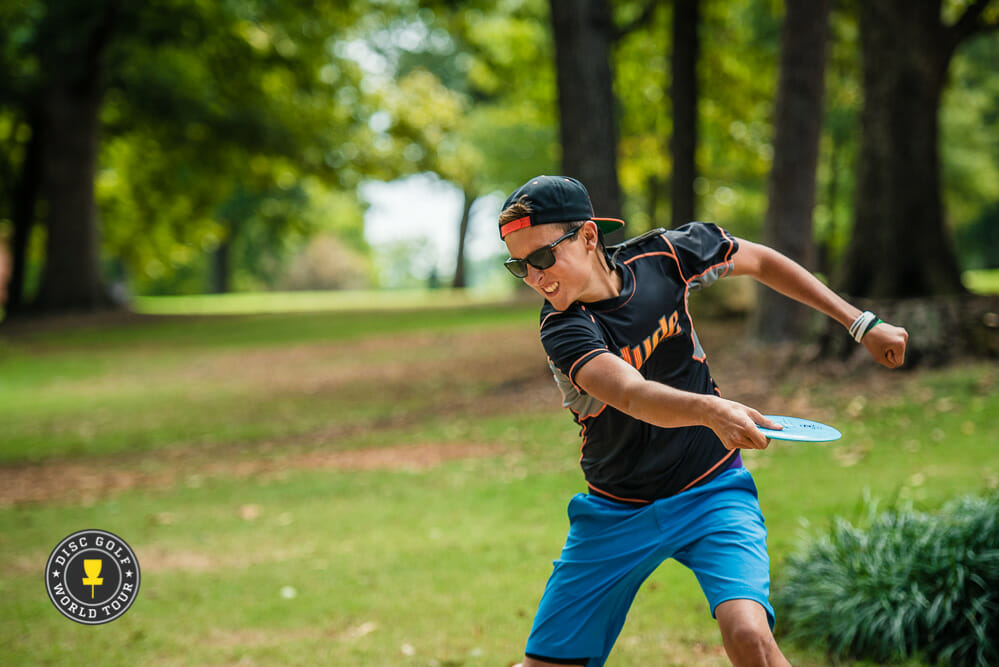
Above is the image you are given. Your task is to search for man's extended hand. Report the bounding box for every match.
[863,322,909,369]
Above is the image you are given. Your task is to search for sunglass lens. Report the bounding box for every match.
[504,259,528,278]
[526,247,556,271]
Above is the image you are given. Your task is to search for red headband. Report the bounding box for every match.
[499,216,532,239]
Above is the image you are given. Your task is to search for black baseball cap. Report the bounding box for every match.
[499,175,625,239]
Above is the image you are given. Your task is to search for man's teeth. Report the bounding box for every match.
[543,282,559,294]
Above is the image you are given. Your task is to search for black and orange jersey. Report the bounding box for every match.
[540,222,740,504]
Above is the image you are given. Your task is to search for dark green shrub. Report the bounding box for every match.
[773,493,999,666]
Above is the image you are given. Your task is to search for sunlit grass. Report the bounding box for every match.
[133,287,516,315]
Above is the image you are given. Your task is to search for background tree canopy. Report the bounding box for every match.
[0,0,997,323]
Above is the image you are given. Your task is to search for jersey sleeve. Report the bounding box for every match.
[539,305,611,388]
[662,222,739,290]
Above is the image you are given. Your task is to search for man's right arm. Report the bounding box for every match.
[573,352,778,450]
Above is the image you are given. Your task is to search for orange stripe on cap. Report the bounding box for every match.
[499,216,531,238]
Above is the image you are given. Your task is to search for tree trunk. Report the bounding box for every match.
[549,0,624,241]
[752,0,832,342]
[451,189,474,289]
[211,240,231,294]
[7,109,43,314]
[840,0,964,298]
[33,71,112,311]
[32,1,118,313]
[669,0,699,228]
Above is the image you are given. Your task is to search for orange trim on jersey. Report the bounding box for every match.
[678,449,737,493]
[660,236,688,284]
[568,348,609,388]
[623,250,677,265]
[570,399,608,421]
[687,258,735,285]
[675,230,736,362]
[499,216,531,238]
[680,227,737,287]
[723,228,737,263]
[586,483,652,505]
[578,304,598,323]
[540,307,597,334]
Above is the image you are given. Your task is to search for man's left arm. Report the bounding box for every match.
[730,238,909,368]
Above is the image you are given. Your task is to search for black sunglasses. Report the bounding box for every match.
[503,226,582,278]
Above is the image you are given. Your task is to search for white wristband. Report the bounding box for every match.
[849,311,877,343]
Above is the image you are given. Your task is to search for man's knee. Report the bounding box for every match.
[716,599,784,666]
[723,619,774,654]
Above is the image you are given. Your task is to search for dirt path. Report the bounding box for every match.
[0,441,507,507]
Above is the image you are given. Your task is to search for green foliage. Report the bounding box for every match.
[945,35,999,271]
[774,494,999,666]
[957,203,999,271]
[613,0,781,236]
[371,0,558,195]
[815,5,862,267]
[2,0,385,297]
[964,267,999,294]
[695,0,780,233]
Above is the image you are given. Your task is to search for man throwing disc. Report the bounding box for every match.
[499,175,908,667]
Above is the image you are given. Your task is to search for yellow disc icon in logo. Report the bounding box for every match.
[82,559,103,599]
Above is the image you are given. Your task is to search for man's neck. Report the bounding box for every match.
[579,262,622,303]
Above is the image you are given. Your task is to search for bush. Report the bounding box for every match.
[773,493,999,666]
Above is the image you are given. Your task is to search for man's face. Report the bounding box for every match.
[504,223,592,311]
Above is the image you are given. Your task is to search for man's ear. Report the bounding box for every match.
[582,220,600,251]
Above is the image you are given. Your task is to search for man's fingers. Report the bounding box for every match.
[751,410,782,432]
[744,424,771,450]
[760,416,782,431]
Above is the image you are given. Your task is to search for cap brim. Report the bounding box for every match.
[593,218,625,234]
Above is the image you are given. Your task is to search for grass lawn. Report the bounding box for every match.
[1,296,995,666]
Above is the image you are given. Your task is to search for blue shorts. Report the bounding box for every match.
[524,467,773,666]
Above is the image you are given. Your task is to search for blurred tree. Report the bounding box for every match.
[679,1,779,232]
[841,0,999,298]
[0,0,375,314]
[813,7,863,275]
[670,0,700,227]
[102,0,382,296]
[31,0,118,312]
[615,0,779,236]
[752,0,832,342]
[549,0,623,239]
[943,34,999,270]
[614,2,668,233]
[378,0,558,287]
